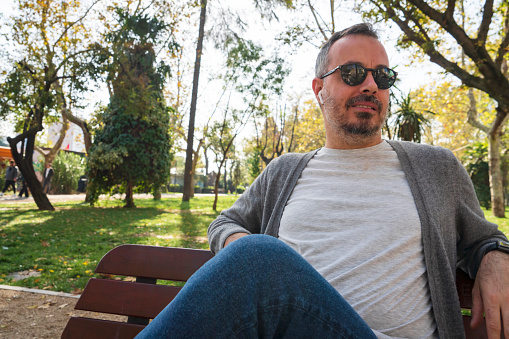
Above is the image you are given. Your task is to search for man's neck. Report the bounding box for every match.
[325,133,383,150]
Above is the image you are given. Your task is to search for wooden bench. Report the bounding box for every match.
[62,244,495,338]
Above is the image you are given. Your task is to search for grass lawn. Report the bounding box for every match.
[482,207,509,236]
[0,195,238,293]
[0,196,507,294]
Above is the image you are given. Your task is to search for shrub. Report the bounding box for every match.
[50,151,87,194]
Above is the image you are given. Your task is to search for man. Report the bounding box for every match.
[42,163,54,194]
[18,171,29,198]
[136,23,509,338]
[1,161,18,197]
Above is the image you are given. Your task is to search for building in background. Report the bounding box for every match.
[47,121,86,153]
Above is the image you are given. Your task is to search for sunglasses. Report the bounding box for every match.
[319,64,397,90]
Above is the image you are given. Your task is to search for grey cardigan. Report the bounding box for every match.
[208,140,507,339]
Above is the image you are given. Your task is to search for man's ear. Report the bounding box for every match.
[312,78,323,105]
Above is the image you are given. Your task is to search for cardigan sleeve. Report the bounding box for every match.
[207,170,267,255]
[452,154,508,278]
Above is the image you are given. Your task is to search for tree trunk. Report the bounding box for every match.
[8,130,54,211]
[183,0,207,201]
[124,180,135,208]
[153,185,161,200]
[212,165,222,211]
[488,105,508,217]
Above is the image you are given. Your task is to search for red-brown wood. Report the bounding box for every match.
[95,245,213,281]
[61,317,144,339]
[456,269,475,309]
[75,278,181,318]
[64,246,499,339]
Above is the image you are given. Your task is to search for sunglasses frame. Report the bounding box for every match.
[319,64,397,90]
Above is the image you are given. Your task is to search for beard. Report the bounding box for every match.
[325,94,387,137]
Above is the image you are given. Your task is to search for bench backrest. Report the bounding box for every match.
[61,245,213,339]
[62,244,493,339]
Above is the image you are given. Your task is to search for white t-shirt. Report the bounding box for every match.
[278,141,437,339]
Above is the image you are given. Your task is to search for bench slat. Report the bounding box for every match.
[95,245,213,281]
[75,279,180,318]
[61,317,144,339]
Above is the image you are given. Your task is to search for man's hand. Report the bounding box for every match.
[471,250,509,338]
[224,232,249,247]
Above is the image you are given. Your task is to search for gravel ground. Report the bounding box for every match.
[0,287,125,338]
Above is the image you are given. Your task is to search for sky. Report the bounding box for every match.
[0,0,443,141]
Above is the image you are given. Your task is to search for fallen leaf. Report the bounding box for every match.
[27,305,38,309]
[59,303,69,309]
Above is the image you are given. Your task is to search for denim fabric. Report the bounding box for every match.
[135,235,376,338]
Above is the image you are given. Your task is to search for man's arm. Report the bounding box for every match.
[224,232,250,247]
[471,250,509,338]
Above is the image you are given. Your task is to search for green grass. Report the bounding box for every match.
[0,197,507,294]
[482,206,509,235]
[0,195,238,293]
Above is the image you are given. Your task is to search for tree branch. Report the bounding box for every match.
[445,0,457,21]
[52,0,101,51]
[407,0,501,82]
[495,6,509,69]
[466,89,490,133]
[477,0,494,44]
[381,2,491,94]
[308,0,329,42]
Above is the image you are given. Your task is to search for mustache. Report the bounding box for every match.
[346,94,383,112]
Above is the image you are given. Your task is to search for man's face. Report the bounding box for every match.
[10,162,14,167]
[312,35,391,147]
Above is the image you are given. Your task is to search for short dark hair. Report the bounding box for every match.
[315,23,379,78]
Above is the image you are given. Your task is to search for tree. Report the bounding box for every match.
[390,93,432,143]
[252,102,298,167]
[360,0,509,217]
[182,0,295,202]
[0,0,100,211]
[86,9,173,208]
[206,37,289,209]
[182,0,207,202]
[462,141,492,209]
[288,99,326,153]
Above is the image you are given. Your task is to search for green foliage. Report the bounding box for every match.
[247,147,262,182]
[87,10,174,206]
[51,152,87,194]
[462,142,491,209]
[390,93,432,143]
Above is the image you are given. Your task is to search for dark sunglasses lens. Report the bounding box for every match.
[374,68,396,89]
[341,64,367,86]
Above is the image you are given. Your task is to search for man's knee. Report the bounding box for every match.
[218,234,305,275]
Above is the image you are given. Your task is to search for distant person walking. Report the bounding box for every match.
[1,161,18,196]
[18,172,29,198]
[42,163,54,194]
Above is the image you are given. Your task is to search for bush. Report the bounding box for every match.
[202,186,215,194]
[462,142,491,209]
[50,151,87,194]
[236,186,246,194]
[194,185,201,193]
[168,184,182,193]
[0,160,8,190]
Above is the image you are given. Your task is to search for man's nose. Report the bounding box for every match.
[359,71,378,94]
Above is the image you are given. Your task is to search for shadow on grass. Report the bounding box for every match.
[0,195,236,292]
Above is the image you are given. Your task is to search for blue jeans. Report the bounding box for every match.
[135,235,376,338]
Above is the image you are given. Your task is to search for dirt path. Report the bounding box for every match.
[0,287,124,338]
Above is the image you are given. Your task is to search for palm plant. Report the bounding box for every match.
[391,93,433,143]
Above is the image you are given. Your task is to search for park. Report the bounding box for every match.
[1,0,509,337]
